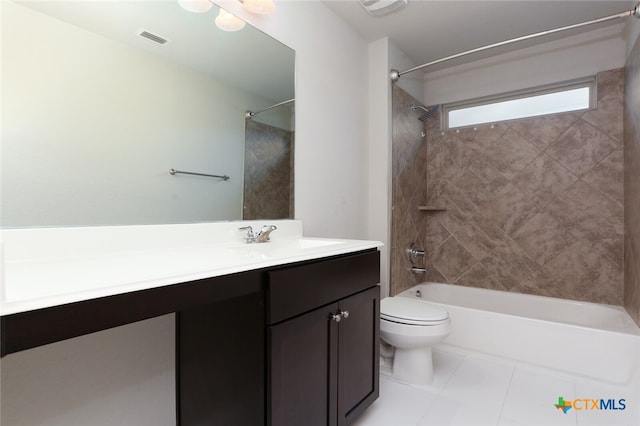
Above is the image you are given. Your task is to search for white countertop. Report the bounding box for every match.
[0,221,382,316]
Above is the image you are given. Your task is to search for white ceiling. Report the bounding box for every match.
[323,0,636,72]
[16,1,637,98]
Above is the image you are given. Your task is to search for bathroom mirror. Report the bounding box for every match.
[1,0,295,227]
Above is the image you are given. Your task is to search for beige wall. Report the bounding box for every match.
[624,36,640,325]
[391,69,624,306]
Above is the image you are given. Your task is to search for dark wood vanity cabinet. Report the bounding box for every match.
[177,291,266,426]
[1,245,380,426]
[267,250,380,426]
[177,249,380,426]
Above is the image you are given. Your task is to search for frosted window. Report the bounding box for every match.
[447,86,592,129]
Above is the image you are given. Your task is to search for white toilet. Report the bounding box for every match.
[380,296,451,385]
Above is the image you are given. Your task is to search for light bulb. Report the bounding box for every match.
[243,0,275,15]
[177,0,213,13]
[215,9,246,31]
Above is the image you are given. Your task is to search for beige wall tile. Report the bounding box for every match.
[624,37,640,325]
[390,69,625,306]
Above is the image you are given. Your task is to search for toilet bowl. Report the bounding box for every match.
[380,296,451,385]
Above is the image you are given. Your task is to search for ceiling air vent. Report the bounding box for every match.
[358,0,408,17]
[137,30,171,45]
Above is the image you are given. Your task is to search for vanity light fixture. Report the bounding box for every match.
[177,0,213,13]
[179,0,275,15]
[178,0,274,31]
[240,0,276,15]
[215,8,246,31]
[178,0,276,31]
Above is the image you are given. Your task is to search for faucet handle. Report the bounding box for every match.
[238,226,255,242]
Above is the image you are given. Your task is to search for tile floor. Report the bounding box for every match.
[353,346,639,426]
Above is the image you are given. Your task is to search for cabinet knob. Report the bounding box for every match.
[330,311,350,322]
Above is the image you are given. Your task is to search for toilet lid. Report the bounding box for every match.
[380,297,448,324]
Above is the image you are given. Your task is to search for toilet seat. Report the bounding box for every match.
[381,297,449,325]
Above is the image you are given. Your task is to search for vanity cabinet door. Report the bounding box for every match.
[337,286,380,426]
[268,301,339,426]
[268,286,380,426]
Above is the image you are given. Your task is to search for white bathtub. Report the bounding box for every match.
[397,283,640,384]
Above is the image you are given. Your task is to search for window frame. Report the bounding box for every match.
[441,76,597,130]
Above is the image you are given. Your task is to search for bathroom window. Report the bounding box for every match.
[443,77,596,129]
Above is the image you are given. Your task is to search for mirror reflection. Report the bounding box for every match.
[1,0,295,227]
[243,100,295,220]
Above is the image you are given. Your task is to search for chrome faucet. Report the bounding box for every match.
[238,225,277,243]
[255,225,277,243]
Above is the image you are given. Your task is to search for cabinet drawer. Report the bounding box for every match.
[267,250,380,324]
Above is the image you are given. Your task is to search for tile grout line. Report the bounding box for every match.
[413,351,468,426]
[494,364,517,425]
[573,377,578,426]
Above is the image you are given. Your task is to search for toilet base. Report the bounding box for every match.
[391,346,434,385]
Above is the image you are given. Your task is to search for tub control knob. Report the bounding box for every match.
[330,313,342,323]
[340,310,350,319]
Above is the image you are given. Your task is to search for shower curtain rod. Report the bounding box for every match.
[390,2,640,81]
[245,98,295,119]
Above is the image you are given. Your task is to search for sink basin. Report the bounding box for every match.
[291,238,345,249]
[244,238,346,258]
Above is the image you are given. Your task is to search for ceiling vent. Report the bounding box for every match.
[358,0,408,17]
[137,30,171,45]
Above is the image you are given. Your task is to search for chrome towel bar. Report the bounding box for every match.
[170,169,229,181]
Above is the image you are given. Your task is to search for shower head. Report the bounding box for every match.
[410,104,440,122]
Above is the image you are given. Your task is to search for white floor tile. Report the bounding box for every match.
[432,350,466,389]
[438,355,515,413]
[417,393,502,426]
[497,417,530,426]
[500,368,576,426]
[351,376,437,426]
[355,350,639,426]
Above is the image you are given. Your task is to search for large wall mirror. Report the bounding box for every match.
[1,0,295,227]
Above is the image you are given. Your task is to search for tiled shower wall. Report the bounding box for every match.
[391,86,430,294]
[625,37,640,325]
[243,120,294,220]
[391,69,624,306]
